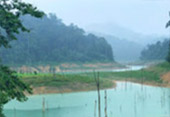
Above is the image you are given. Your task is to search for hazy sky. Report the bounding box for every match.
[24,0,170,36]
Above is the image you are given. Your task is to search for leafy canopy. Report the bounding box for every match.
[0,0,44,48]
[0,0,44,116]
[0,65,32,104]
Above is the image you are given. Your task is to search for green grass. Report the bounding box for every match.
[18,62,170,93]
[80,70,161,83]
[81,62,170,84]
[20,73,113,91]
[17,73,52,78]
[147,62,170,73]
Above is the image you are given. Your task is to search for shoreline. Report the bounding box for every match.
[28,81,116,96]
[24,62,170,96]
[29,79,167,96]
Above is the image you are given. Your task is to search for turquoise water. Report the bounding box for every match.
[4,82,170,117]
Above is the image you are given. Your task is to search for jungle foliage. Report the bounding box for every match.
[140,39,170,61]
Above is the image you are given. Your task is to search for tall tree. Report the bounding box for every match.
[0,0,44,116]
[166,12,170,62]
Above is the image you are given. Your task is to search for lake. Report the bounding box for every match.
[4,65,170,117]
[4,81,170,117]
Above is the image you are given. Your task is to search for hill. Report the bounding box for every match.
[0,14,114,65]
[92,33,144,62]
[140,39,169,61]
[85,23,164,46]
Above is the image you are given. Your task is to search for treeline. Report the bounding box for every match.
[0,14,114,65]
[140,39,170,61]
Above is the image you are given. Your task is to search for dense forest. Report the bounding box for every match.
[0,14,114,65]
[140,39,170,61]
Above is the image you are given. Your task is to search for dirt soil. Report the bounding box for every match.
[161,72,170,84]
[29,82,116,95]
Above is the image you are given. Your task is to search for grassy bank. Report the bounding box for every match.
[20,73,114,94]
[82,62,170,86]
[19,62,170,94]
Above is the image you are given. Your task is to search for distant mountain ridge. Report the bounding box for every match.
[84,23,168,62]
[92,33,144,62]
[85,23,166,46]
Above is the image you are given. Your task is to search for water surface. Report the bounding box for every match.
[4,82,170,117]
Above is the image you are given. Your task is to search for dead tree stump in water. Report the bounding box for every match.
[94,71,101,117]
[104,90,108,117]
[42,97,45,112]
[94,100,97,117]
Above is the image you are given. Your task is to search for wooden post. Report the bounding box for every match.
[134,94,137,117]
[46,101,49,111]
[104,90,107,117]
[94,100,97,117]
[141,69,144,91]
[125,77,127,91]
[42,97,45,112]
[94,71,101,117]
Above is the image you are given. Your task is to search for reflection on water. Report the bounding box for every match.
[4,82,170,117]
[113,65,147,72]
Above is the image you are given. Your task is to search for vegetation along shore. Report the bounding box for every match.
[17,62,170,95]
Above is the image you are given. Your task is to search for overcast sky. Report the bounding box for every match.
[24,0,170,36]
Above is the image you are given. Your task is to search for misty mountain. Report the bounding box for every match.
[0,14,114,65]
[93,33,144,62]
[85,23,165,46]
